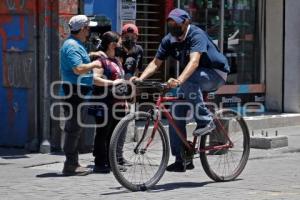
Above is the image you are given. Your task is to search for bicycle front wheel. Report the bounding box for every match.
[109,111,170,191]
[200,109,250,181]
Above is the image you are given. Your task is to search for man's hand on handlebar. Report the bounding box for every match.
[167,78,181,88]
[130,76,180,89]
[130,76,143,83]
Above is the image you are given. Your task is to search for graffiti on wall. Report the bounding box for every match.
[0,0,37,88]
[0,0,78,88]
[5,51,34,88]
[0,0,79,146]
[5,0,26,11]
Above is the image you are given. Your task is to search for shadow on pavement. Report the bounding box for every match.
[101,189,131,196]
[36,173,66,178]
[36,170,94,178]
[150,179,243,192]
[101,185,134,195]
[151,181,213,192]
[100,181,216,195]
[0,147,29,159]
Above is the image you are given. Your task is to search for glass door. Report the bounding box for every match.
[179,0,260,84]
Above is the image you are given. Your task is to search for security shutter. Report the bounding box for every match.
[136,0,165,81]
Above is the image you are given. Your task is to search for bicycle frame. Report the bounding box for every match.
[111,82,250,191]
[144,95,234,154]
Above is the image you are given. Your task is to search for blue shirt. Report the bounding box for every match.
[60,36,93,86]
[156,25,230,73]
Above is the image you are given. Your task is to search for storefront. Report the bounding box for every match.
[82,0,266,113]
[3,0,299,148]
[81,0,269,113]
[172,0,265,113]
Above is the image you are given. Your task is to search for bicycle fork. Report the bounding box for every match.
[133,109,157,154]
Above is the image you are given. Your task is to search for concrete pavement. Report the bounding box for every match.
[0,125,300,200]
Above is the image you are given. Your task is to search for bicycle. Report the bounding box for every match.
[109,81,250,191]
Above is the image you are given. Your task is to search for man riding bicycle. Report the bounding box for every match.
[131,8,230,172]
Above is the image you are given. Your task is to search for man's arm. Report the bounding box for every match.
[167,52,201,88]
[139,57,163,80]
[73,60,101,75]
[89,51,106,60]
[177,52,201,84]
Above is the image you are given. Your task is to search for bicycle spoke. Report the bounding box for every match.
[109,111,169,191]
[200,109,250,181]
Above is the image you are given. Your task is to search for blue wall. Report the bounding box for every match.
[0,15,30,146]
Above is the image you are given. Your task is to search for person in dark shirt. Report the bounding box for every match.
[92,31,127,173]
[131,8,230,172]
[121,23,144,79]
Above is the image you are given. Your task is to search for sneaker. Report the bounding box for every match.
[193,121,216,137]
[62,164,92,176]
[185,160,195,170]
[166,161,194,172]
[166,162,185,172]
[93,164,111,174]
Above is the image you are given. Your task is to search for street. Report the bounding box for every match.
[1,126,300,200]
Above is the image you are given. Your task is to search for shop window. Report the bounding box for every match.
[179,0,260,84]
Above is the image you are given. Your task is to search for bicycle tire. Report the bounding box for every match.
[109,111,170,191]
[200,109,250,181]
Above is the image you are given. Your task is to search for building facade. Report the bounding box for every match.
[86,0,300,113]
[0,0,300,149]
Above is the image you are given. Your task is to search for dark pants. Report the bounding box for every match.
[93,103,126,166]
[62,96,86,165]
[62,84,90,165]
[169,68,226,161]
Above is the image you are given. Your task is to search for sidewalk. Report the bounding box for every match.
[0,125,300,199]
[137,112,300,138]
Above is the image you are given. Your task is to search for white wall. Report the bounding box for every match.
[284,0,300,112]
[265,0,284,112]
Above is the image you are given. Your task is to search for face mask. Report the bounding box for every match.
[168,25,184,37]
[115,46,124,57]
[123,38,136,50]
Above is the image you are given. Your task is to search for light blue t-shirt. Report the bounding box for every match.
[60,36,93,86]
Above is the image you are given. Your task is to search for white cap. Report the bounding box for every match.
[68,15,97,31]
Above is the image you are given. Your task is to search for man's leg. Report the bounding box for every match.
[168,101,189,162]
[62,97,90,175]
[180,81,212,127]
[182,67,226,135]
[167,99,196,172]
[63,102,81,166]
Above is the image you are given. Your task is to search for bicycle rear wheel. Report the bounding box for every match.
[109,111,170,191]
[200,109,250,181]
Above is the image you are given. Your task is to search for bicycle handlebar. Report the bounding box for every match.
[133,80,168,90]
